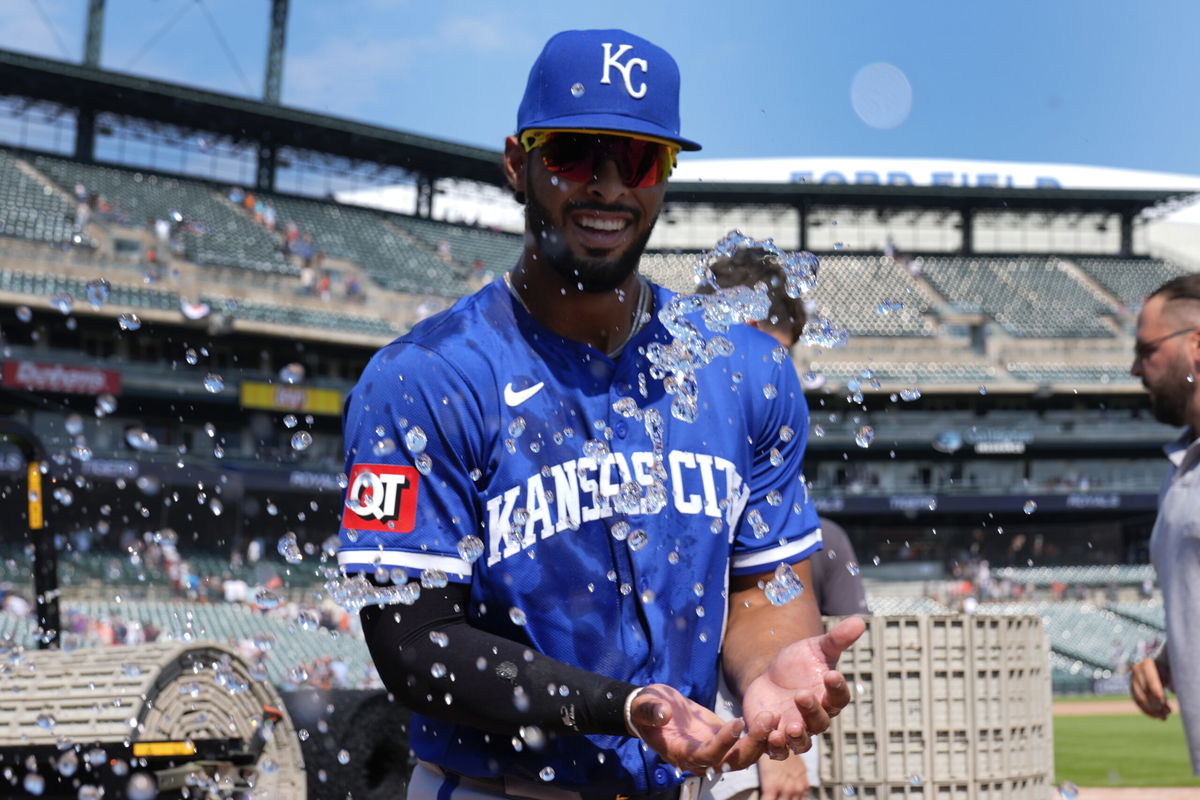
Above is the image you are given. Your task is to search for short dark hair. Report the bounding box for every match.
[696,247,807,345]
[1149,273,1200,305]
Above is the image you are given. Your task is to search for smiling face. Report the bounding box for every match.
[505,134,667,294]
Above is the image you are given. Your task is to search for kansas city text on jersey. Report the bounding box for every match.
[484,449,750,566]
[342,449,752,568]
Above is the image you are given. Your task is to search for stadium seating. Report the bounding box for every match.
[0,267,180,310]
[981,600,1163,673]
[264,194,469,296]
[992,564,1156,588]
[806,255,937,336]
[811,359,1000,386]
[920,256,1116,337]
[387,213,523,276]
[1004,362,1138,385]
[1074,257,1189,311]
[29,153,294,276]
[202,295,403,337]
[0,150,78,246]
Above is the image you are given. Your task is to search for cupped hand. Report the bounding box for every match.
[740,616,865,758]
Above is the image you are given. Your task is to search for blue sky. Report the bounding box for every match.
[2,0,1198,175]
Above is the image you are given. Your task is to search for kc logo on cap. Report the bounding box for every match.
[516,29,701,151]
[600,43,648,99]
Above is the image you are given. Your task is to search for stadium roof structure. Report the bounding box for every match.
[0,48,503,188]
[1,46,1194,242]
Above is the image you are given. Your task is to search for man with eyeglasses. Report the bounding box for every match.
[1128,273,1200,775]
[337,28,863,800]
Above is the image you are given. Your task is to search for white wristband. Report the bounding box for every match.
[624,686,647,739]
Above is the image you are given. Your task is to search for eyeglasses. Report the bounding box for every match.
[520,129,679,188]
[1134,326,1196,361]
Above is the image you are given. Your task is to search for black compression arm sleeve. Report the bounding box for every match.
[359,581,636,737]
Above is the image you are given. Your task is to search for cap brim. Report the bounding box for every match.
[521,112,701,151]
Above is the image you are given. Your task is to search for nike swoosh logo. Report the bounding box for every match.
[504,381,545,407]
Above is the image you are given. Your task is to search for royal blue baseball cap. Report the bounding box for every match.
[517,29,701,151]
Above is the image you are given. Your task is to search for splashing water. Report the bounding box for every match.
[764,563,805,606]
[279,362,306,384]
[326,574,421,613]
[85,278,111,309]
[647,231,829,422]
[277,532,303,564]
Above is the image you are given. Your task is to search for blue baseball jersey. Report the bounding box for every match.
[338,278,822,794]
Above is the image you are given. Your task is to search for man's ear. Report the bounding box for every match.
[504,136,527,203]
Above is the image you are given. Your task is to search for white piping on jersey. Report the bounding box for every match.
[337,548,471,578]
[731,528,823,572]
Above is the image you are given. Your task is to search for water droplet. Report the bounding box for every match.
[1058,782,1079,800]
[507,417,527,439]
[1023,500,1037,515]
[779,425,795,442]
[612,397,641,418]
[841,786,858,797]
[125,427,158,451]
[16,305,32,323]
[769,448,784,467]
[52,486,73,506]
[24,773,45,795]
[540,766,556,782]
[203,373,224,393]
[899,387,922,401]
[762,383,778,399]
[36,712,56,729]
[121,662,142,678]
[125,773,156,800]
[908,774,923,787]
[457,535,484,563]
[764,563,805,606]
[372,437,397,456]
[282,414,298,429]
[570,83,585,98]
[291,431,313,451]
[415,453,433,475]
[978,384,989,396]
[855,426,875,448]
[277,532,303,563]
[85,278,110,309]
[628,529,648,551]
[95,393,117,416]
[932,431,962,454]
[421,568,448,588]
[337,749,351,765]
[766,490,783,506]
[50,291,73,315]
[279,362,305,384]
[255,587,281,610]
[57,750,78,777]
[582,439,609,458]
[801,316,849,349]
[875,299,903,315]
[117,313,141,331]
[406,426,429,454]
[610,521,630,542]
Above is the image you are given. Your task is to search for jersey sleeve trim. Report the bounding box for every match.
[338,548,473,582]
[730,528,823,576]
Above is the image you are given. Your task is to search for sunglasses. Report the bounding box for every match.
[520,130,679,188]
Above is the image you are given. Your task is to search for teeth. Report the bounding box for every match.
[578,217,626,232]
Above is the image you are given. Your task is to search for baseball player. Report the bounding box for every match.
[337,29,865,800]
